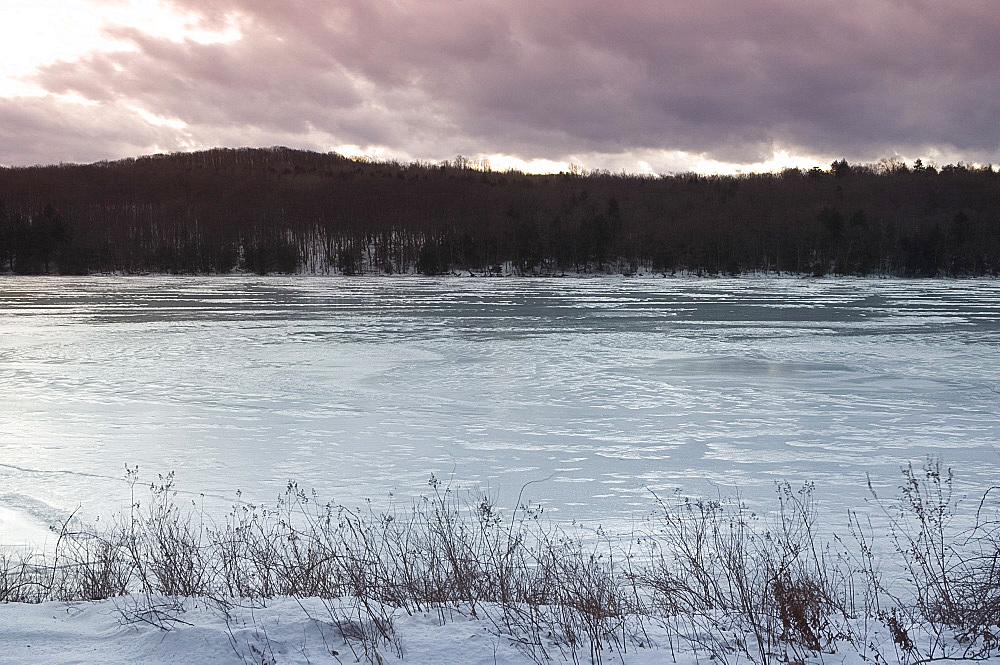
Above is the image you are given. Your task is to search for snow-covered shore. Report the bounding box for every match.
[1,462,998,665]
[1,597,555,665]
[0,596,938,665]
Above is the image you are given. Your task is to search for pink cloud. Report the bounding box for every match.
[6,0,1000,167]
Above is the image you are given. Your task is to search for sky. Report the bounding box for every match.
[0,0,998,174]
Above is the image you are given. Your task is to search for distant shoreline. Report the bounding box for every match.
[1,270,995,279]
[3,148,999,278]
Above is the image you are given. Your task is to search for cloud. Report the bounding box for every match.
[0,95,186,165]
[3,0,999,170]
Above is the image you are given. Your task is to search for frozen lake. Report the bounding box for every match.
[1,276,999,545]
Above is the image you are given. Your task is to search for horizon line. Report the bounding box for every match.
[2,145,996,178]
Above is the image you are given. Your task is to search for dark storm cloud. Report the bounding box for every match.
[6,0,1000,168]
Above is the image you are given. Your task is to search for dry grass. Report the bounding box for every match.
[1,459,998,664]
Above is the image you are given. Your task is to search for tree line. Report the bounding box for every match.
[0,147,997,276]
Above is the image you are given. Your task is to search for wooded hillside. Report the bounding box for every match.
[1,148,997,276]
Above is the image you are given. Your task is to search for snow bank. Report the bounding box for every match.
[0,596,872,665]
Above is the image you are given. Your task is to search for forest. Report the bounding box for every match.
[0,147,997,277]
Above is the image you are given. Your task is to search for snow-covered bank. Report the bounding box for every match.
[0,597,552,665]
[0,596,883,665]
[0,594,989,665]
[1,461,998,665]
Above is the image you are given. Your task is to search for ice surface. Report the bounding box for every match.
[1,276,998,543]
